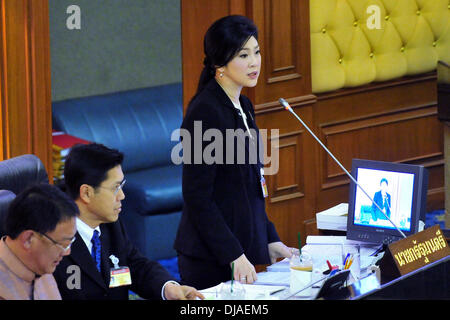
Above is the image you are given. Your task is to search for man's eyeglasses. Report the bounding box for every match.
[97,179,126,196]
[37,232,76,252]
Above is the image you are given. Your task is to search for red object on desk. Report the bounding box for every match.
[326,260,339,271]
[327,260,333,270]
[52,131,90,150]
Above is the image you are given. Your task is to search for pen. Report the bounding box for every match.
[344,254,353,270]
[270,288,286,295]
[343,253,350,266]
[347,257,354,270]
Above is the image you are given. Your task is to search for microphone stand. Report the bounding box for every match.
[278,98,406,239]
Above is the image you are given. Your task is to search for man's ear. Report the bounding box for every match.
[79,184,93,203]
[19,230,35,250]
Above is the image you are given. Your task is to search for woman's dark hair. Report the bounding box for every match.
[5,183,79,239]
[64,143,124,200]
[196,15,258,94]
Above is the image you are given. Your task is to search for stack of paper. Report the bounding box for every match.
[315,203,348,231]
[52,131,90,183]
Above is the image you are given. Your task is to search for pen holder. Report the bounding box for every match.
[289,252,313,296]
[342,244,361,283]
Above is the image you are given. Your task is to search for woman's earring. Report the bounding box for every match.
[220,72,224,77]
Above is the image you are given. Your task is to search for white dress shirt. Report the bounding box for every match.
[76,218,101,255]
[232,100,254,139]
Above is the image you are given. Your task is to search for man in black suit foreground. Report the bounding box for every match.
[53,143,203,300]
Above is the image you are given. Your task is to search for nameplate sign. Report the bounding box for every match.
[388,225,449,276]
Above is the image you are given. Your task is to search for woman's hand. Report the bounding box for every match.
[230,254,257,284]
[268,241,298,264]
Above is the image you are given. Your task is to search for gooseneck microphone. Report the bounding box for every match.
[278,98,406,239]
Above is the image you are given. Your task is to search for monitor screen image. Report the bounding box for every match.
[346,159,428,244]
[352,168,414,232]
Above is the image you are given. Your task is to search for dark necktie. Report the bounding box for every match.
[91,230,101,272]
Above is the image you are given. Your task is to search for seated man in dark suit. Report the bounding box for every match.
[53,143,203,300]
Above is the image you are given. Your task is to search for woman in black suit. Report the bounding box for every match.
[174,15,293,290]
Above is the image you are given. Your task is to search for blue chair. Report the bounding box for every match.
[52,83,183,261]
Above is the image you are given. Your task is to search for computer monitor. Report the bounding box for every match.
[346,159,429,244]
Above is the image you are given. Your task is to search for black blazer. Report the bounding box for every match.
[54,219,175,300]
[174,79,280,267]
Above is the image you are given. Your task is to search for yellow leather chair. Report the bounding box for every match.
[310,0,450,93]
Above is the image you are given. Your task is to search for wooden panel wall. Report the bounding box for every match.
[181,0,445,250]
[0,0,53,179]
[182,0,319,248]
[315,76,444,212]
[181,0,247,109]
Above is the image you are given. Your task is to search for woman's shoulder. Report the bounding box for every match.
[185,90,219,119]
[239,94,252,105]
[189,89,216,108]
[183,89,224,129]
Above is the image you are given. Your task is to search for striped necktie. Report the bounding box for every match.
[91,230,101,272]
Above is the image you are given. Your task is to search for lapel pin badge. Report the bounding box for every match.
[109,255,120,269]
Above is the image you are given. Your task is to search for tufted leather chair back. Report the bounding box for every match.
[310,0,450,93]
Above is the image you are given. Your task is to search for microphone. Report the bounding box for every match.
[278,98,406,238]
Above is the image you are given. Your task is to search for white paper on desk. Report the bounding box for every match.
[199,283,222,300]
[306,236,379,249]
[242,284,286,300]
[306,235,348,244]
[316,203,348,217]
[266,258,290,272]
[199,282,285,300]
[253,271,290,286]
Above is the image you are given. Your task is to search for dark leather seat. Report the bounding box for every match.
[52,83,183,260]
[0,190,16,238]
[0,154,48,194]
[0,154,48,238]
